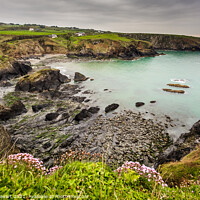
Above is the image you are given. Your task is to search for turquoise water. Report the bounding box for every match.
[51,51,200,131]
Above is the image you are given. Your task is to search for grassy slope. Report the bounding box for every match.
[159,146,200,187]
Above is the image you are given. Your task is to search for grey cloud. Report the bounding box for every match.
[0,0,199,35]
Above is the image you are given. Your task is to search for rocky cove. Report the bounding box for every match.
[0,54,200,170]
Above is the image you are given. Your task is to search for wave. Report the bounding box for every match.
[171,79,188,83]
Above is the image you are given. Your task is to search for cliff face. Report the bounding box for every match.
[0,37,67,58]
[121,33,200,51]
[67,39,158,59]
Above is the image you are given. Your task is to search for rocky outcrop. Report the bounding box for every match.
[74,109,92,122]
[32,104,50,113]
[167,84,190,88]
[15,69,70,92]
[67,39,158,60]
[122,33,200,51]
[74,107,100,122]
[163,89,185,94]
[105,103,119,113]
[0,101,27,121]
[156,120,200,167]
[74,72,87,82]
[45,113,59,121]
[0,61,32,81]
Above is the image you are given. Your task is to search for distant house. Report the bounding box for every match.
[75,32,86,37]
[97,30,104,33]
[29,28,34,31]
[49,34,58,38]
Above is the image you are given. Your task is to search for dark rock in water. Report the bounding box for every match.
[0,61,32,81]
[10,100,27,115]
[15,69,70,92]
[88,107,100,114]
[74,109,92,122]
[104,89,108,91]
[150,101,156,104]
[32,104,50,113]
[90,78,94,81]
[84,99,91,103]
[156,120,200,168]
[135,102,145,107]
[74,72,87,82]
[105,103,119,113]
[45,113,59,121]
[0,80,13,87]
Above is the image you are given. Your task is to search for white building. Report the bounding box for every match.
[29,28,34,31]
[75,32,86,37]
[49,34,58,38]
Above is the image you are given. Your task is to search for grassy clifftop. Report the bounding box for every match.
[121,33,200,50]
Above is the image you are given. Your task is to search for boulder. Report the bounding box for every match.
[74,72,87,82]
[15,69,70,92]
[74,109,92,122]
[150,101,156,104]
[0,61,32,81]
[0,105,12,121]
[88,107,100,114]
[105,103,119,113]
[135,102,145,107]
[0,101,27,121]
[10,100,27,115]
[45,113,59,121]
[32,104,50,113]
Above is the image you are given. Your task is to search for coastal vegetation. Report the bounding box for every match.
[0,22,200,199]
[0,151,199,199]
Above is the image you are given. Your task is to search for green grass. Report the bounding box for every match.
[0,30,68,36]
[159,147,200,187]
[72,34,132,44]
[0,158,199,199]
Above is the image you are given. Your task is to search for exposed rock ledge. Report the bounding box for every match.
[0,61,32,81]
[156,120,200,167]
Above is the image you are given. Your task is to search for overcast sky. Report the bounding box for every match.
[1,0,200,35]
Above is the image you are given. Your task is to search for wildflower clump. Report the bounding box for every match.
[116,161,167,187]
[5,153,62,175]
[58,149,102,165]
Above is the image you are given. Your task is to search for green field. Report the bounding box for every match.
[72,34,132,44]
[0,30,70,36]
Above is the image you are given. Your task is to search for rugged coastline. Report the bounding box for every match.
[0,54,199,171]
